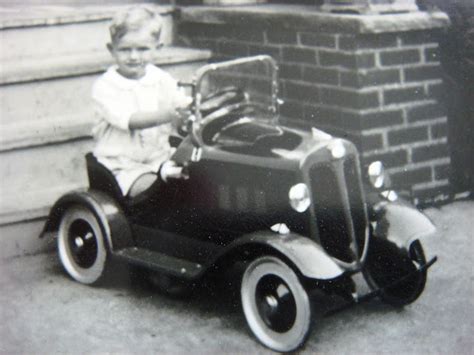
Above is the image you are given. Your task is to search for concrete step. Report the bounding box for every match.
[0,46,210,209]
[0,47,212,259]
[0,126,92,209]
[0,4,175,62]
[0,47,211,126]
[0,3,213,258]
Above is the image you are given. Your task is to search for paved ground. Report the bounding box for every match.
[1,200,473,354]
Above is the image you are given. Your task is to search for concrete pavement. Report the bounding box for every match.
[0,200,473,354]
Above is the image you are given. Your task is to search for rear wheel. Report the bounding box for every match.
[241,256,311,352]
[363,238,426,307]
[57,205,108,285]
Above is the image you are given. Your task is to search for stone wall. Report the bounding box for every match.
[178,5,451,203]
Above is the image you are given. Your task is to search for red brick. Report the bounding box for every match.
[280,100,304,119]
[279,63,302,80]
[400,31,437,46]
[434,164,451,181]
[359,110,404,129]
[266,30,297,45]
[248,44,282,60]
[427,82,444,101]
[283,81,320,103]
[404,65,442,82]
[179,23,230,40]
[430,122,447,139]
[361,134,384,151]
[391,167,432,187]
[364,149,408,168]
[230,27,265,43]
[282,47,316,64]
[425,47,440,62]
[412,143,449,162]
[299,33,336,48]
[252,77,272,93]
[304,105,342,128]
[321,88,379,110]
[384,86,425,105]
[319,51,375,69]
[340,69,400,88]
[319,51,353,68]
[388,126,429,146]
[380,49,421,66]
[339,34,398,50]
[407,103,446,122]
[218,41,249,57]
[302,66,339,85]
[355,53,378,69]
[341,110,403,130]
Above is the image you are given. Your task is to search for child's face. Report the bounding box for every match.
[109,29,160,79]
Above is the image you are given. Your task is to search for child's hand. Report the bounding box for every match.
[174,106,192,134]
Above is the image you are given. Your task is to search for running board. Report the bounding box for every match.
[114,247,204,280]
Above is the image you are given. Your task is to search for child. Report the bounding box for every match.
[92,6,190,198]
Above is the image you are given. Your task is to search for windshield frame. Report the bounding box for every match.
[190,55,280,147]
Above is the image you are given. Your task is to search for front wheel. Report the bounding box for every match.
[241,256,312,352]
[363,238,427,307]
[57,205,108,285]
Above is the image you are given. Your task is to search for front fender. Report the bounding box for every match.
[373,197,436,252]
[40,189,133,251]
[226,232,344,280]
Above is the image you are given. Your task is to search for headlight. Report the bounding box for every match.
[368,161,385,189]
[328,140,346,159]
[289,183,311,213]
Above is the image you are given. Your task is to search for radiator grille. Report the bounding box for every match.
[309,157,366,263]
[344,157,367,257]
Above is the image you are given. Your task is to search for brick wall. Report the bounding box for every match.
[178,6,450,203]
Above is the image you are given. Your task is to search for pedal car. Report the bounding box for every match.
[41,55,437,352]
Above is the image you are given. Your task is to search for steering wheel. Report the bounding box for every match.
[200,102,269,145]
[200,87,246,118]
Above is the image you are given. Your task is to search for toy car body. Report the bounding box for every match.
[42,55,437,352]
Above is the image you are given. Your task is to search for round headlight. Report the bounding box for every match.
[328,140,346,159]
[289,183,311,213]
[368,161,385,189]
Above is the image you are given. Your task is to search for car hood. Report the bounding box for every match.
[212,116,340,163]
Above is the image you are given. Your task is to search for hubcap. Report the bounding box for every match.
[67,220,98,269]
[256,275,297,333]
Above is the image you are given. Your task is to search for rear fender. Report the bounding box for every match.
[225,232,344,280]
[373,197,436,252]
[40,190,133,251]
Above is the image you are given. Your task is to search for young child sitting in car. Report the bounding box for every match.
[92,6,190,198]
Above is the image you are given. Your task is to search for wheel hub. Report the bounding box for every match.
[74,236,84,248]
[68,220,98,269]
[256,275,297,333]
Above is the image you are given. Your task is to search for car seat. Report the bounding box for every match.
[85,153,165,209]
[85,153,126,206]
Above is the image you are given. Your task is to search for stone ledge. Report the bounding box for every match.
[0,46,212,85]
[180,5,449,34]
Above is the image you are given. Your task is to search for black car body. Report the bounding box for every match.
[42,56,437,352]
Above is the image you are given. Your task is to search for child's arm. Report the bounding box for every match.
[128,107,176,130]
[129,89,191,130]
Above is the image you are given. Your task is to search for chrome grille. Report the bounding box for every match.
[309,156,367,263]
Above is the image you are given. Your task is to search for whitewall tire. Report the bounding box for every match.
[241,256,312,352]
[58,205,108,285]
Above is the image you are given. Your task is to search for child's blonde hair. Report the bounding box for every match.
[109,6,162,44]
